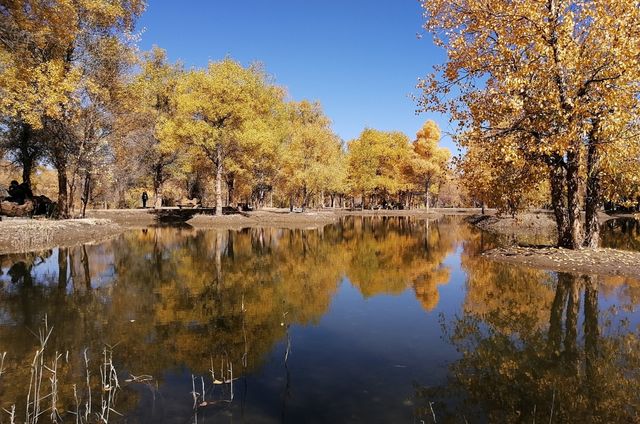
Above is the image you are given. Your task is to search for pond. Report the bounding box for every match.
[0,216,639,423]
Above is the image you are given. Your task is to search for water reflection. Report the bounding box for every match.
[416,269,640,423]
[0,217,638,423]
[602,217,640,251]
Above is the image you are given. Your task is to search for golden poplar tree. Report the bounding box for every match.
[160,59,283,215]
[122,46,183,208]
[420,0,640,248]
[278,101,343,210]
[404,120,450,213]
[347,129,411,208]
[0,0,146,217]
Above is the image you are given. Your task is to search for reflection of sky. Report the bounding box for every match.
[598,284,640,331]
[0,246,118,293]
[437,246,467,313]
[0,250,59,292]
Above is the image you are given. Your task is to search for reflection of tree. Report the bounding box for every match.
[344,216,455,310]
[416,272,640,423]
[601,218,640,251]
[600,275,640,309]
[0,217,458,418]
[459,224,557,333]
[1,251,52,287]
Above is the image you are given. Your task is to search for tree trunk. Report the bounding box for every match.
[18,122,34,190]
[153,164,163,209]
[584,124,602,248]
[22,160,33,191]
[56,160,69,219]
[566,149,583,249]
[81,170,91,218]
[302,186,308,211]
[425,180,431,215]
[215,146,223,216]
[226,173,235,208]
[117,185,126,209]
[68,181,76,214]
[550,161,571,248]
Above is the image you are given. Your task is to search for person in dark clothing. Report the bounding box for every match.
[7,180,30,205]
[19,182,32,198]
[142,191,148,208]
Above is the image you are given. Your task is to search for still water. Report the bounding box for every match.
[0,217,639,423]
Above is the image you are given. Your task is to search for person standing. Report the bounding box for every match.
[142,191,148,208]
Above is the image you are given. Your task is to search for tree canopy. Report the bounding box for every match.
[420,0,640,248]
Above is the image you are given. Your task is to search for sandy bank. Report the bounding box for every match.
[0,218,123,254]
[0,208,455,254]
[484,246,640,279]
[465,211,630,245]
[0,207,524,255]
[467,213,558,245]
[188,209,339,229]
[86,208,157,227]
[335,209,444,219]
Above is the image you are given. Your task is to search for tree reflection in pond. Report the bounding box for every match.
[0,217,458,422]
[0,217,638,422]
[601,218,640,252]
[417,270,640,423]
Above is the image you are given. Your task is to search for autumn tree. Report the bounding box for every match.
[420,0,640,248]
[347,129,411,208]
[0,119,45,189]
[457,132,549,216]
[122,47,183,208]
[0,0,146,217]
[161,60,283,215]
[278,101,344,210]
[404,120,450,213]
[225,81,287,208]
[325,150,348,208]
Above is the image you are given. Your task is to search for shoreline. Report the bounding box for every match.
[1,209,638,273]
[0,218,124,255]
[483,246,640,279]
[467,212,640,278]
[0,207,449,254]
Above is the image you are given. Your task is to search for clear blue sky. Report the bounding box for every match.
[136,0,456,151]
